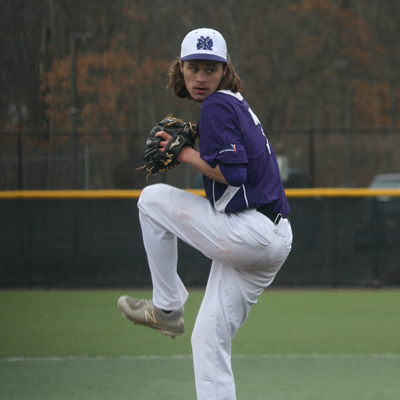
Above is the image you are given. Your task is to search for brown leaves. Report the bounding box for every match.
[352,80,391,126]
[41,38,170,130]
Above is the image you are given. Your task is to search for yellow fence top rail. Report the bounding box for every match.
[1,188,400,199]
[0,190,143,199]
[285,188,400,197]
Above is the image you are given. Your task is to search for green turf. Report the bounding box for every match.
[1,289,400,399]
[233,289,400,354]
[1,289,399,357]
[1,355,399,400]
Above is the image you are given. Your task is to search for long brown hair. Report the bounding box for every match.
[166,54,244,100]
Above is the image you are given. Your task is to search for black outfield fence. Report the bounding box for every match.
[1,189,399,288]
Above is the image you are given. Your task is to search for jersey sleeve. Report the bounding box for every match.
[199,103,249,168]
[219,163,247,187]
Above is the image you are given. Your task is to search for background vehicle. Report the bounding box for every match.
[369,174,400,189]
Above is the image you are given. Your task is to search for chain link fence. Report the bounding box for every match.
[1,127,400,190]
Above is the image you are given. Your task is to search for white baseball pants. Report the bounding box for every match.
[137,183,292,400]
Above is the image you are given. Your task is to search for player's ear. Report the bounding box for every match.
[179,61,184,74]
[222,63,227,77]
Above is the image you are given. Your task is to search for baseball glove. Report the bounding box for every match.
[137,114,197,180]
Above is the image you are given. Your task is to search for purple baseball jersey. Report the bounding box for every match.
[198,90,290,217]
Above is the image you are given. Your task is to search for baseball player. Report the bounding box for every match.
[118,28,293,400]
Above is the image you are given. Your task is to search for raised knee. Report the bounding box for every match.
[138,183,169,209]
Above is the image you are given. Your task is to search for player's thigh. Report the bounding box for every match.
[138,184,291,271]
[138,184,244,262]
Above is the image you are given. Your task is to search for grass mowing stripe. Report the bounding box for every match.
[2,353,400,362]
[1,354,399,400]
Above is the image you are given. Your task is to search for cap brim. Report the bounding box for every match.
[181,53,227,63]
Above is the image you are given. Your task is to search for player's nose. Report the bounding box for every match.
[196,71,207,83]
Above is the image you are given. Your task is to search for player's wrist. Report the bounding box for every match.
[177,145,192,163]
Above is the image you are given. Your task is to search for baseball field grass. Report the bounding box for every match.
[1,288,400,399]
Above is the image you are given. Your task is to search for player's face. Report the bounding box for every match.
[180,60,227,103]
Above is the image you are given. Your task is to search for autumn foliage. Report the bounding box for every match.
[41,38,170,130]
[2,0,400,131]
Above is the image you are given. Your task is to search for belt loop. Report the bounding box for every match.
[256,204,283,226]
[274,213,282,226]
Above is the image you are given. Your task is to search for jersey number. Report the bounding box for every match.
[248,107,271,154]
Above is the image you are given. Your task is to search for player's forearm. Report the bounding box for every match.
[178,146,228,185]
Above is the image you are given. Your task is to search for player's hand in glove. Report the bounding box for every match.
[137,115,197,180]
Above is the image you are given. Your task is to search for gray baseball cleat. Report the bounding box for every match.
[117,296,185,339]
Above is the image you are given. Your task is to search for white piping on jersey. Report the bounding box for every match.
[217,90,243,101]
[242,184,249,208]
[213,182,241,213]
[212,182,248,212]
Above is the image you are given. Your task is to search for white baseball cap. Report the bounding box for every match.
[180,28,227,63]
